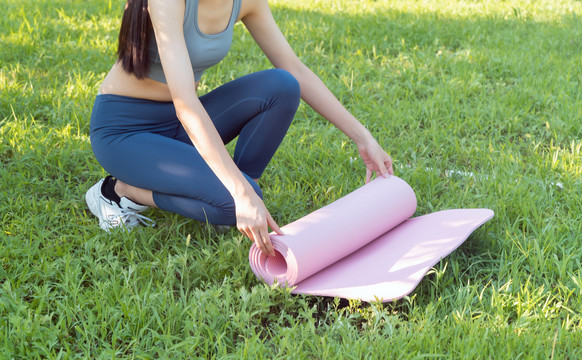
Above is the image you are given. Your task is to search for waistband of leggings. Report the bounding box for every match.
[95,92,173,105]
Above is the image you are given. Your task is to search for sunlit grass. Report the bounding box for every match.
[1,0,581,358]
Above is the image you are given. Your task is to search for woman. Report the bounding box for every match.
[86,0,393,257]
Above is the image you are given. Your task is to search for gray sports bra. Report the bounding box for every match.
[147,0,242,83]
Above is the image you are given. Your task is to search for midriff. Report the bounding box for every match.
[98,62,198,101]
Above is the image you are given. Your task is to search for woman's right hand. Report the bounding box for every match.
[234,191,283,257]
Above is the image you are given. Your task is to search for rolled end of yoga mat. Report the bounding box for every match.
[249,176,418,287]
[248,237,299,285]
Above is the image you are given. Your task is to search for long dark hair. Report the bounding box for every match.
[117,0,152,79]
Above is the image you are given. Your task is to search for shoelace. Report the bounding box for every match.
[129,211,156,227]
[109,208,156,228]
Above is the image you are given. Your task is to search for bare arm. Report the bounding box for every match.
[241,0,393,181]
[148,0,280,255]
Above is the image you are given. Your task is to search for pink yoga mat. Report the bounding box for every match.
[249,176,494,302]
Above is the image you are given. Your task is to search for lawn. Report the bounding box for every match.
[1,0,581,358]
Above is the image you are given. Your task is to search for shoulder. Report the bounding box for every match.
[148,0,185,22]
[239,0,270,21]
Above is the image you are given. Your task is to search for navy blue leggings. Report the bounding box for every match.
[90,69,300,225]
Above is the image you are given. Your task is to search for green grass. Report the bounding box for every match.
[1,0,581,358]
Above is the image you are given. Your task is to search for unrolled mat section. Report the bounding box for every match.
[249,176,494,302]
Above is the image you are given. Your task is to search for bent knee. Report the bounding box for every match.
[265,69,301,102]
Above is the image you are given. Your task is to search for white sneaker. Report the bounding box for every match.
[85,178,155,231]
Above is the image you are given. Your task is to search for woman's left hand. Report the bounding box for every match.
[357,137,394,183]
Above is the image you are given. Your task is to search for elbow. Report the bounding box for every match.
[174,106,188,123]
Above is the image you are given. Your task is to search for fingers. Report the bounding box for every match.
[238,227,253,248]
[361,141,394,182]
[379,155,394,177]
[234,192,279,257]
[365,168,372,184]
[240,225,272,257]
[386,157,394,175]
[238,219,276,257]
[267,212,285,236]
[251,226,275,257]
[378,164,390,179]
[366,156,394,182]
[262,231,275,257]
